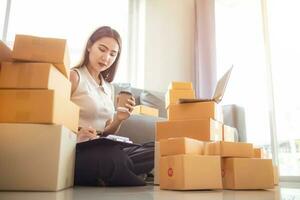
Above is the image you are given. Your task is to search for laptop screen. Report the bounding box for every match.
[212,66,233,103]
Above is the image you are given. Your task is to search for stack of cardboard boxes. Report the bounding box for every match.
[155,81,276,190]
[0,35,80,191]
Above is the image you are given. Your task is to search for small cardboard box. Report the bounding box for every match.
[156,118,222,142]
[205,141,253,158]
[273,165,279,185]
[0,123,76,191]
[160,155,222,190]
[160,137,205,156]
[168,81,193,90]
[132,105,159,117]
[222,124,237,142]
[165,89,195,108]
[253,147,266,159]
[12,35,70,78]
[222,158,274,190]
[154,141,160,185]
[167,101,223,122]
[0,89,79,132]
[0,62,71,100]
[0,41,12,63]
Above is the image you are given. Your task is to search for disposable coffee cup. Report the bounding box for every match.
[117,91,133,113]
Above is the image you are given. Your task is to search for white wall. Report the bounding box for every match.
[144,0,195,92]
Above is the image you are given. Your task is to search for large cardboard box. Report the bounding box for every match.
[160,137,205,156]
[0,123,77,191]
[205,141,253,158]
[156,118,222,142]
[160,155,222,190]
[168,81,193,90]
[222,124,236,142]
[165,89,195,108]
[154,141,160,185]
[12,35,70,78]
[0,41,12,63]
[0,62,71,100]
[222,158,274,189]
[132,105,159,117]
[0,89,79,132]
[167,101,223,122]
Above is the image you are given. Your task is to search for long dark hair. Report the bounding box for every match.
[74,26,122,82]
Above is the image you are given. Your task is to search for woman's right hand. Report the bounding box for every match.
[77,126,98,143]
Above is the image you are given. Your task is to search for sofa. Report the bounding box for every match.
[113,83,246,144]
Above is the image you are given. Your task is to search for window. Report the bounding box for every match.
[6,0,129,83]
[215,0,300,178]
[215,0,272,155]
[267,0,300,177]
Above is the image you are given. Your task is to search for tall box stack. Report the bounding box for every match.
[155,82,224,189]
[156,81,275,190]
[0,35,79,191]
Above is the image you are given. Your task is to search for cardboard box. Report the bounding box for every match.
[273,165,279,185]
[0,123,76,191]
[160,137,205,156]
[156,118,222,142]
[160,155,222,190]
[132,105,159,117]
[0,89,79,132]
[168,81,193,90]
[0,62,71,100]
[167,101,223,122]
[165,89,195,108]
[12,35,70,78]
[253,147,266,159]
[205,141,253,158]
[0,41,12,63]
[154,141,160,185]
[222,158,274,189]
[222,124,237,142]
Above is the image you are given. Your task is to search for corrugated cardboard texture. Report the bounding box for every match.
[132,105,159,117]
[222,158,274,189]
[0,89,79,132]
[165,89,195,108]
[0,62,71,100]
[160,137,205,156]
[167,101,223,122]
[205,141,253,158]
[12,35,70,78]
[160,155,222,190]
[0,123,76,191]
[156,118,222,141]
[0,41,12,62]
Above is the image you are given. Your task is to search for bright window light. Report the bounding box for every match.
[7,0,129,82]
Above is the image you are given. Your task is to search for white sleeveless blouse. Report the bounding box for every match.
[71,66,115,131]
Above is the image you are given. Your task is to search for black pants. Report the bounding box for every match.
[74,141,154,186]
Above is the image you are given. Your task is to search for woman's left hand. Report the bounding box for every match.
[116,96,136,121]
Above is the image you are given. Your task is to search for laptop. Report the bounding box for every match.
[178,66,233,104]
